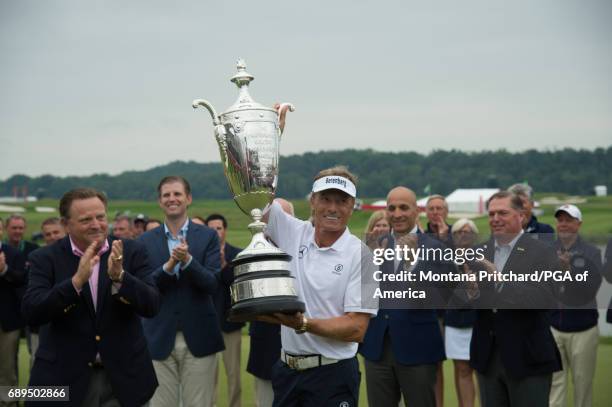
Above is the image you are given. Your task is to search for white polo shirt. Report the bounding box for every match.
[265,201,378,360]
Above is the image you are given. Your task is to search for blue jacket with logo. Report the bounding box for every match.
[549,235,602,332]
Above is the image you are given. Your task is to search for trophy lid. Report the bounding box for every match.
[224,59,276,115]
[230,58,254,88]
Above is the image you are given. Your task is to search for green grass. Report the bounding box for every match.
[18,338,612,406]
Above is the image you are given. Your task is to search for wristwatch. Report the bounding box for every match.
[295,315,308,334]
[111,269,125,283]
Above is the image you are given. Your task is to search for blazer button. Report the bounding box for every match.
[95,335,101,341]
[384,314,389,319]
[88,362,93,367]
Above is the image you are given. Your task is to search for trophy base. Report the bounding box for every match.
[228,208,303,323]
[227,297,305,323]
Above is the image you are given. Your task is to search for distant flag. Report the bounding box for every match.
[423,184,431,195]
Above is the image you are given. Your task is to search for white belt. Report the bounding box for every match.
[281,350,340,371]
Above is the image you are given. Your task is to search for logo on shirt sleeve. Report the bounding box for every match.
[298,245,308,259]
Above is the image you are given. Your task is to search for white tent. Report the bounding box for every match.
[445,188,500,214]
[0,204,25,213]
[0,196,37,203]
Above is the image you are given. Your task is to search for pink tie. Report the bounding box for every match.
[89,263,100,310]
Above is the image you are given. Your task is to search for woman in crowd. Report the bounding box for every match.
[445,218,479,407]
[363,210,390,249]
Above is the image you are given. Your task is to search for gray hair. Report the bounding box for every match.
[451,218,479,235]
[508,183,533,203]
[426,194,448,211]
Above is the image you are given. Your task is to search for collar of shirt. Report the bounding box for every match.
[163,218,190,240]
[494,230,524,252]
[307,226,351,252]
[69,236,110,257]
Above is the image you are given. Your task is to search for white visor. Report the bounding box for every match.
[312,176,357,198]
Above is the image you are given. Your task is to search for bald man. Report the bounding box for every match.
[360,187,448,407]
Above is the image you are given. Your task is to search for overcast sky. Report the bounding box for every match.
[1,0,611,178]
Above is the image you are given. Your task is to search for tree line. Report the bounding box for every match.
[2,147,610,200]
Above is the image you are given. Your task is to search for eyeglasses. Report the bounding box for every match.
[453,230,475,236]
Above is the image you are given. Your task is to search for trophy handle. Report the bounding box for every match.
[192,99,221,126]
[214,125,229,164]
[277,103,295,136]
[192,99,228,162]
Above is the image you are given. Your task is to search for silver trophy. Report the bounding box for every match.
[193,59,305,322]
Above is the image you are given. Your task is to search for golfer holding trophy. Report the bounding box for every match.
[194,60,377,406]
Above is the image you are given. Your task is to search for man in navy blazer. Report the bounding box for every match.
[22,188,160,407]
[139,176,224,407]
[467,191,561,407]
[360,187,450,407]
[0,219,27,400]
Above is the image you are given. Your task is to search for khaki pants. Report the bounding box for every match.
[549,326,598,407]
[254,377,274,407]
[150,332,218,407]
[0,329,20,407]
[28,331,39,371]
[214,330,242,407]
